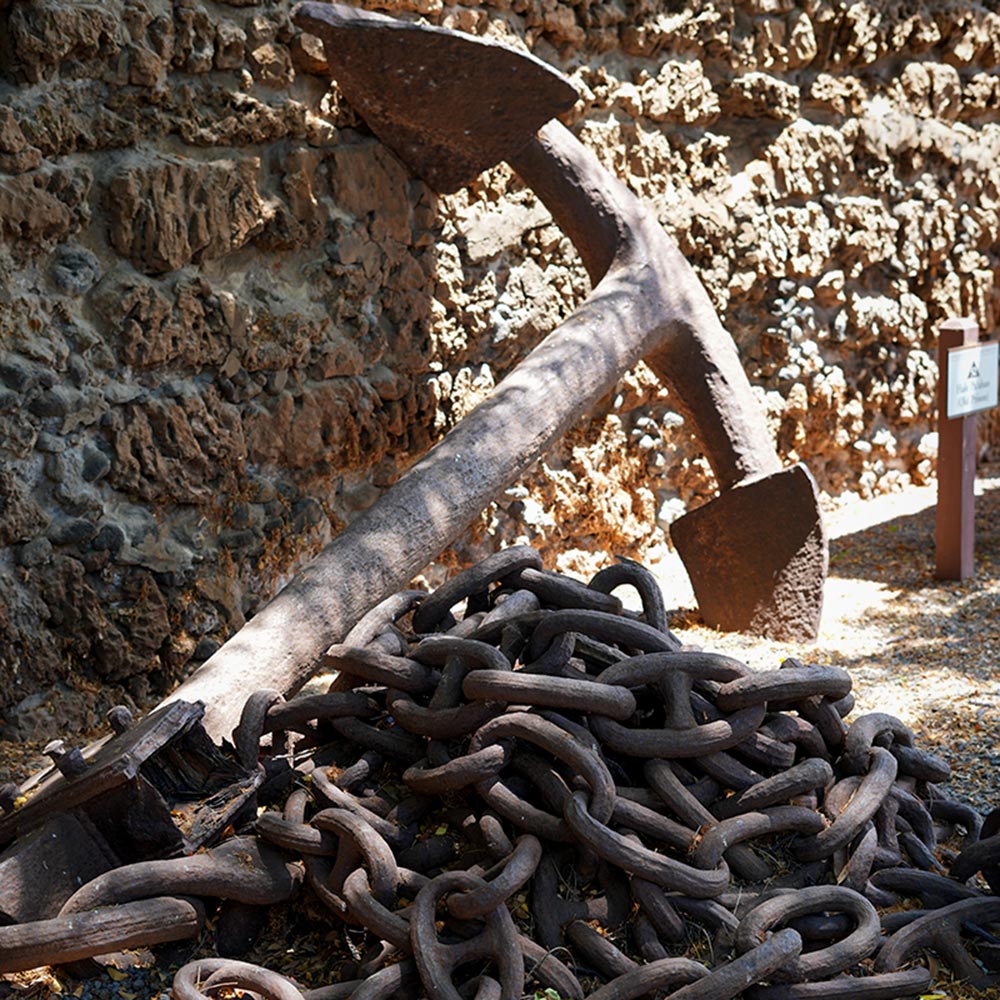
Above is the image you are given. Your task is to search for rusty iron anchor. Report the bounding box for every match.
[292,2,827,642]
[160,1,825,747]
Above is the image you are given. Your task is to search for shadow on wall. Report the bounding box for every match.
[825,472,1000,811]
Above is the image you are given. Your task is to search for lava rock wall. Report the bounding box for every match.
[0,0,998,735]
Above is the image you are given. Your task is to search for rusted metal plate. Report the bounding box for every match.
[670,463,828,642]
[293,1,578,193]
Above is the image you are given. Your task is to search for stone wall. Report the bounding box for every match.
[1,0,998,736]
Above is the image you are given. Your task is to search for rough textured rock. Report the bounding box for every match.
[106,155,265,273]
[1,0,999,735]
[0,467,47,545]
[0,165,90,247]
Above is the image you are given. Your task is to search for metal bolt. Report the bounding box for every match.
[0,782,18,813]
[107,705,135,735]
[44,739,88,779]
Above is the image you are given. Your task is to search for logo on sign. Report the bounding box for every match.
[946,341,999,419]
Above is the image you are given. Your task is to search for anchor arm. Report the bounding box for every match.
[510,120,781,492]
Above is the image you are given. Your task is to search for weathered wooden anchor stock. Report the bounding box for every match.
[292,3,827,650]
[0,701,269,927]
[166,1,828,747]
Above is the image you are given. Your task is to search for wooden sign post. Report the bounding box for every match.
[935,317,999,579]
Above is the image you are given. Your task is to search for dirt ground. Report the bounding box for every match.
[652,461,1000,817]
[1,466,999,1000]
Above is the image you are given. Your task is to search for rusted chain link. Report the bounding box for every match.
[0,897,204,973]
[447,833,542,919]
[410,869,524,1000]
[875,896,1000,989]
[735,886,880,983]
[745,968,932,1000]
[173,957,307,1000]
[411,545,542,634]
[0,551,994,999]
[59,836,299,914]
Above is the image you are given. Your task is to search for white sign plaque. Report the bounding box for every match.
[947,341,998,419]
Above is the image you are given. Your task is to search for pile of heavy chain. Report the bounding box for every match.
[3,547,1000,999]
